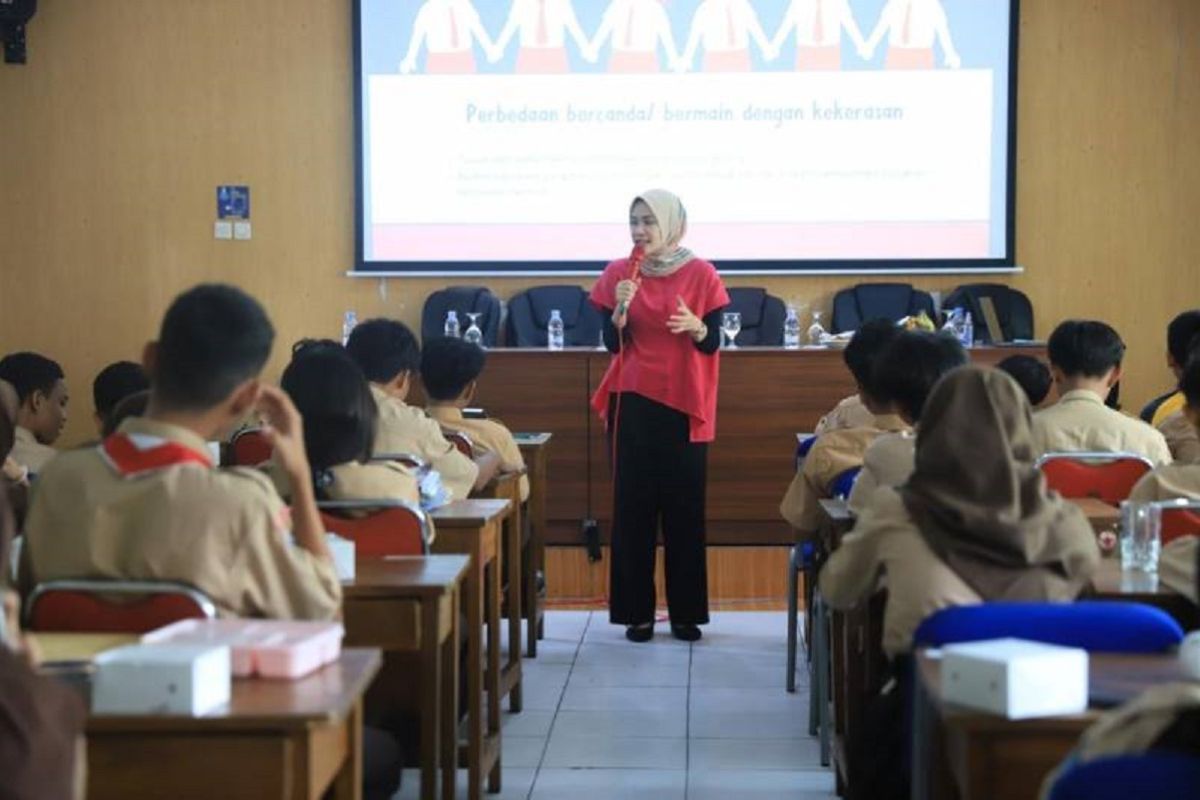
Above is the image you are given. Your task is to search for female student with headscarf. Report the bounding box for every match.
[590,189,729,643]
[819,367,1100,798]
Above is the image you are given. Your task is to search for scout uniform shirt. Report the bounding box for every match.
[1129,463,1200,503]
[814,393,875,436]
[1159,536,1198,604]
[9,426,56,475]
[21,417,341,620]
[846,429,916,514]
[1157,410,1200,464]
[370,385,478,502]
[780,414,910,533]
[818,487,983,657]
[426,405,530,502]
[1031,389,1173,467]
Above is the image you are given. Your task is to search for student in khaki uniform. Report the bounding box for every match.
[1032,320,1172,466]
[821,368,1099,658]
[781,320,908,535]
[421,336,529,502]
[281,340,422,511]
[20,284,341,621]
[346,319,499,502]
[91,360,149,436]
[813,319,898,436]
[0,352,68,476]
[1132,355,1200,505]
[1039,682,1200,799]
[1140,309,1200,426]
[847,331,967,513]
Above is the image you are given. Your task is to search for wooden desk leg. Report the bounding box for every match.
[420,596,441,800]
[466,552,483,800]
[331,698,364,800]
[524,503,539,658]
[442,589,459,800]
[506,501,523,713]
[486,553,503,793]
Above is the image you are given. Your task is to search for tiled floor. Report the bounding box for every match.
[397,610,835,799]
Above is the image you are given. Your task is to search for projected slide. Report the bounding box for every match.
[356,0,1014,269]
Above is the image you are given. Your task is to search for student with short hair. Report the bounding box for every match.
[420,336,529,502]
[92,360,149,435]
[281,340,420,508]
[847,331,967,512]
[813,318,898,435]
[781,319,908,536]
[996,354,1053,408]
[1032,320,1172,466]
[345,319,499,501]
[100,390,150,438]
[21,284,340,620]
[0,352,68,475]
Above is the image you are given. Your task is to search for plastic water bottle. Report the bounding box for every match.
[444,310,460,338]
[961,312,974,348]
[547,309,565,351]
[341,310,358,346]
[783,306,801,350]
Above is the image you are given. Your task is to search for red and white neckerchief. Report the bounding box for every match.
[99,432,213,478]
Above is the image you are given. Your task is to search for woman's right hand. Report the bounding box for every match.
[613,280,639,328]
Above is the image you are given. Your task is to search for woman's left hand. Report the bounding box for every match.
[667,297,706,341]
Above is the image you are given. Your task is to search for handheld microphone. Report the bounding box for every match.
[616,244,646,317]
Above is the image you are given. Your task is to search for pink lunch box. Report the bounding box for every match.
[142,619,344,679]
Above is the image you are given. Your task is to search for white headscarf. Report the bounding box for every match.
[633,189,696,277]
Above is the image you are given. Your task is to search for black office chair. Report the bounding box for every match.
[506,285,602,347]
[420,286,501,346]
[725,288,787,346]
[942,283,1034,343]
[830,283,936,334]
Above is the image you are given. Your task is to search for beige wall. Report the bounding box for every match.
[2,0,1198,447]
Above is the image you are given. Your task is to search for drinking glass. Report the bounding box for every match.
[463,313,484,347]
[1119,501,1161,573]
[721,312,742,349]
[808,309,827,346]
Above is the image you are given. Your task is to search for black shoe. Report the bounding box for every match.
[671,624,702,642]
[625,623,654,643]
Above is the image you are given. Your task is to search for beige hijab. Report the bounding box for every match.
[633,189,695,276]
[900,367,1099,600]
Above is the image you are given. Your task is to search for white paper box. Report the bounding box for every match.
[326,533,356,581]
[940,638,1088,719]
[92,644,231,716]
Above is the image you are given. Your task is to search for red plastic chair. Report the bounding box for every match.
[318,499,432,557]
[443,429,474,458]
[230,427,272,467]
[1035,452,1154,505]
[1156,500,1200,545]
[25,579,217,633]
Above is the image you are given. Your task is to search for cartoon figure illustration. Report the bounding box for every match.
[590,0,681,74]
[862,0,961,70]
[677,0,776,73]
[399,0,497,74]
[769,0,869,71]
[491,0,597,73]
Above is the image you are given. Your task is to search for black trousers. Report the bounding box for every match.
[608,392,710,626]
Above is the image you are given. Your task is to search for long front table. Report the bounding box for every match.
[437,346,1044,545]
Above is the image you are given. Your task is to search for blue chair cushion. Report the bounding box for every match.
[829,466,861,500]
[913,602,1184,654]
[1048,753,1200,800]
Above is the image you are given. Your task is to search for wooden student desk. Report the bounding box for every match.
[514,431,553,657]
[912,649,1189,800]
[428,498,510,800]
[342,555,468,800]
[477,469,526,714]
[77,647,381,800]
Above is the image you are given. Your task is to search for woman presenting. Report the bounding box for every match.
[590,189,730,642]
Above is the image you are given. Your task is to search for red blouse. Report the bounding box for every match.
[589,257,730,443]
